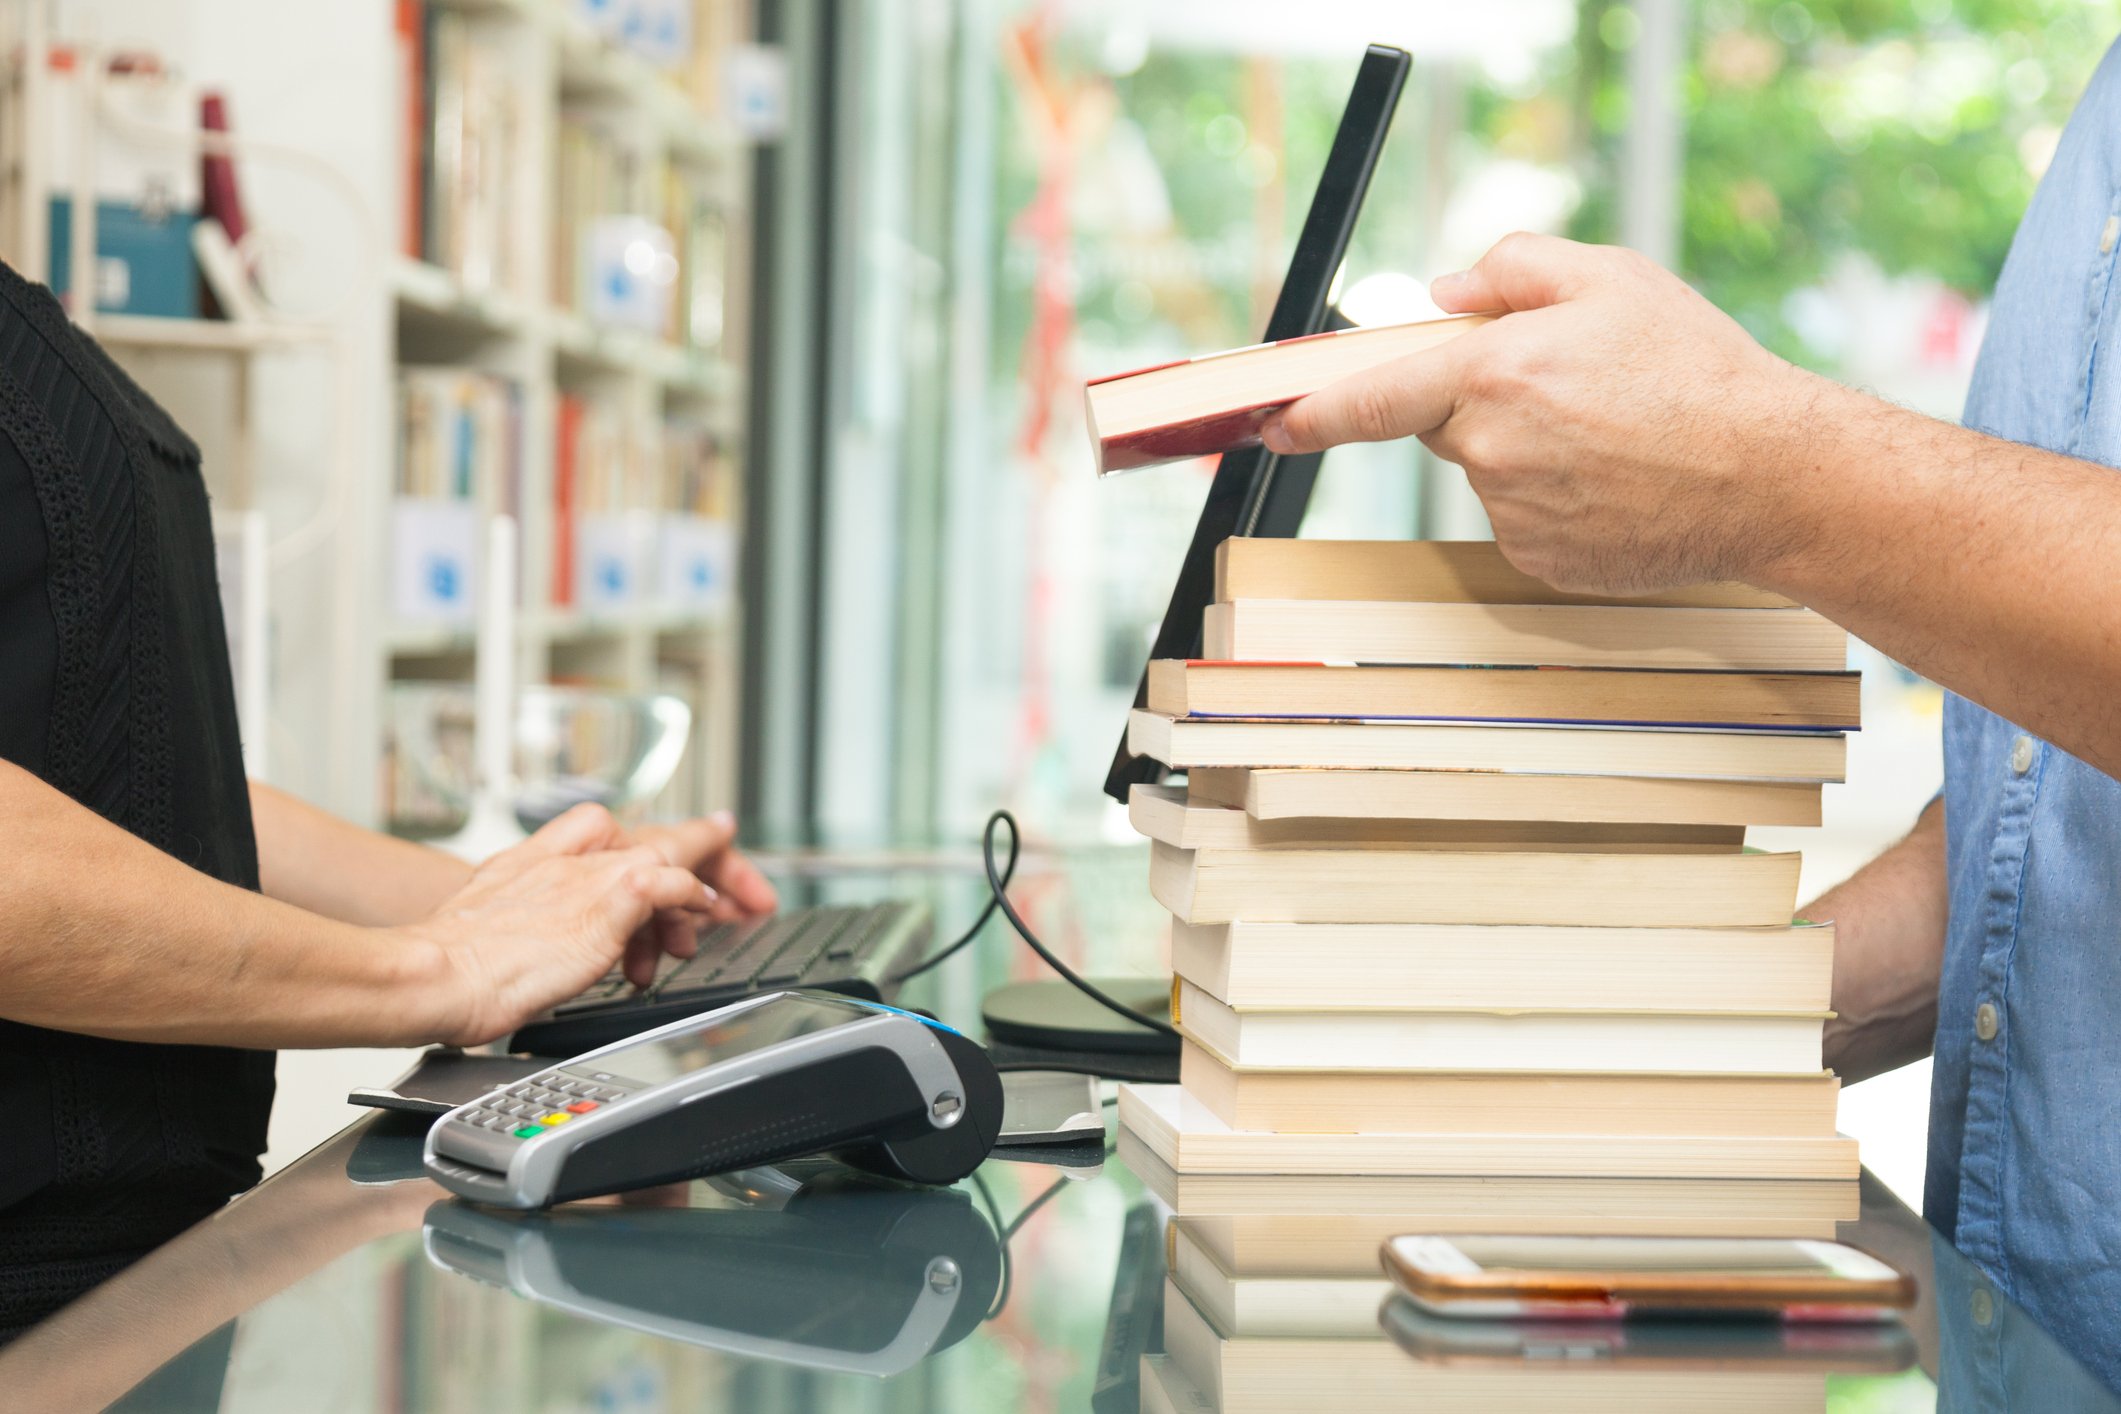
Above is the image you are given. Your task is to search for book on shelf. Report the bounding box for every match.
[1130,710,1847,782]
[552,112,727,346]
[392,369,522,624]
[553,400,737,613]
[1169,916,1835,1013]
[1148,838,1802,928]
[1147,659,1861,730]
[1213,538,1797,610]
[400,0,530,294]
[396,369,523,508]
[1084,315,1493,475]
[1177,1041,1840,1137]
[1116,1130,1859,1238]
[1202,600,1847,672]
[553,111,654,322]
[1172,982,1826,1075]
[1117,1085,1859,1181]
[1186,766,1825,827]
[1131,783,1745,855]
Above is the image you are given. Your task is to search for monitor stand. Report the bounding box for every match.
[981,978,1176,1061]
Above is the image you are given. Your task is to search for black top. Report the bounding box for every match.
[0,262,273,1338]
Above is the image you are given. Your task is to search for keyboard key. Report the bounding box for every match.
[512,1126,540,1140]
[566,1100,599,1114]
[752,913,836,988]
[539,1113,572,1127]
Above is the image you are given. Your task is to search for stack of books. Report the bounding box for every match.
[1114,538,1867,1405]
[1119,536,1860,1182]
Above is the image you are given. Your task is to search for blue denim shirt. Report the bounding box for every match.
[1930,37,2121,1393]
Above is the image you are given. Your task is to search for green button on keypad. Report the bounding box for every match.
[511,1125,541,1139]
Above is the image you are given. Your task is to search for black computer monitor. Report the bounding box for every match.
[1102,43,1413,804]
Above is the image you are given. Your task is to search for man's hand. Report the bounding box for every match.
[397,803,717,1047]
[1261,232,1826,596]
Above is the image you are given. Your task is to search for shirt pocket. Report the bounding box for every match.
[2075,193,2121,461]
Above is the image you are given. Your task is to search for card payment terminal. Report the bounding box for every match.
[424,991,1004,1208]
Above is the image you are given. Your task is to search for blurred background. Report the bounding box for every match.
[4,0,2112,1196]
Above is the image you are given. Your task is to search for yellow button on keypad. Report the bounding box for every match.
[539,1113,572,1126]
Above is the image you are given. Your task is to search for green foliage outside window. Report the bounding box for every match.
[1564,0,2121,367]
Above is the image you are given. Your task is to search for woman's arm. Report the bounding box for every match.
[251,781,469,925]
[0,760,712,1048]
[250,784,780,927]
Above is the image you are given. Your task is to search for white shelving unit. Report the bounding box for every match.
[0,0,755,832]
[381,0,751,837]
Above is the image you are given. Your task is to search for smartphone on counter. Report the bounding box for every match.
[1383,1234,1915,1322]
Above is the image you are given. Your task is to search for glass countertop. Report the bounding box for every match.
[3,852,2115,1411]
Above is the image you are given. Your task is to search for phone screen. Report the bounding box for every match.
[1444,1236,1861,1278]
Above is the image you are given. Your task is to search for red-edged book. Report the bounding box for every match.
[1083,313,1493,475]
[552,395,582,608]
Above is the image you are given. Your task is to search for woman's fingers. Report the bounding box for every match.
[487,804,626,880]
[704,844,779,916]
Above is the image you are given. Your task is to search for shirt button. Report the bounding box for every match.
[1975,1001,2000,1042]
[2010,735,2035,775]
[1972,1288,1995,1327]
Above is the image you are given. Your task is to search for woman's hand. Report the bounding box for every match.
[630,810,780,920]
[396,804,717,1047]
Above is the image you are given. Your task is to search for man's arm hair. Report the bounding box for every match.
[1759,388,2121,781]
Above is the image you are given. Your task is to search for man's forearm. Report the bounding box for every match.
[1756,375,2121,778]
[251,781,470,926]
[2,762,449,1047]
[1813,799,1949,1085]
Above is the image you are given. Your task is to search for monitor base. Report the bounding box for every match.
[980,978,1180,1058]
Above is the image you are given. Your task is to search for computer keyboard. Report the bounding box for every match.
[509,900,933,1056]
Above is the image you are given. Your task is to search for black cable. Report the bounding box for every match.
[980,811,1179,1039]
[971,1172,1012,1321]
[886,808,1021,984]
[885,810,1177,1040]
[973,1168,1075,1322]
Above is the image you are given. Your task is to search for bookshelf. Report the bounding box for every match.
[0,0,756,835]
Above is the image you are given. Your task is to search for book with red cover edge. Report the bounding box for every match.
[1084,316,1491,475]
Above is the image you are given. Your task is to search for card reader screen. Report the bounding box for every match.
[570,995,880,1089]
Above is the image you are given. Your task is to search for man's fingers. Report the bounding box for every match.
[1431,231,1605,314]
[1264,340,1470,456]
